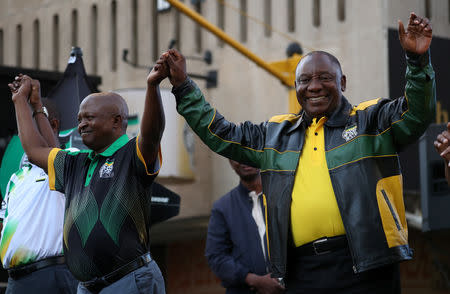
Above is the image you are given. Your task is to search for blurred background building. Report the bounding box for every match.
[0,0,449,293]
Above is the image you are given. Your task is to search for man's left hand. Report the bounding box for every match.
[8,74,31,103]
[246,273,285,294]
[147,53,169,87]
[398,12,432,55]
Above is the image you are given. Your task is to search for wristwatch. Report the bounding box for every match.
[33,106,48,118]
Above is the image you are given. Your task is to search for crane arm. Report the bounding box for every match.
[166,0,295,87]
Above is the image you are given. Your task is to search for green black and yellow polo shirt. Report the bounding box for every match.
[47,134,161,281]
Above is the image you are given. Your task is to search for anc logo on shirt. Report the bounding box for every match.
[342,125,358,142]
[99,158,115,178]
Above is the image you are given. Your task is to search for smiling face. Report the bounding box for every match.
[77,93,124,153]
[295,52,346,118]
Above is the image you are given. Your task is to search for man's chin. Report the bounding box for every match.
[81,138,94,149]
[306,112,325,119]
[306,106,330,118]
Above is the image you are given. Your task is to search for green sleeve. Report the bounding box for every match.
[173,78,266,168]
[392,50,436,147]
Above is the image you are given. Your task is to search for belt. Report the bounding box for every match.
[80,252,152,293]
[7,255,66,280]
[294,235,348,256]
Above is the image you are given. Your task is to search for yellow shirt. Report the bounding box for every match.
[290,117,346,247]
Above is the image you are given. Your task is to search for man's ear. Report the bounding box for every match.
[112,114,123,129]
[340,75,347,92]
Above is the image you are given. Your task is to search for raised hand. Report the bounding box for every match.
[147,54,169,87]
[8,74,31,102]
[165,49,187,88]
[434,122,450,165]
[15,74,42,109]
[398,12,432,55]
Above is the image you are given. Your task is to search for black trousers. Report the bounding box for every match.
[285,246,401,294]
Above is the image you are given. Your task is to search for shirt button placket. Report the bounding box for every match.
[314,126,318,151]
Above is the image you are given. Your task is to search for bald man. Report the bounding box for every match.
[9,55,168,294]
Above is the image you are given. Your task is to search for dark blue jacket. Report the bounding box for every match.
[205,183,269,294]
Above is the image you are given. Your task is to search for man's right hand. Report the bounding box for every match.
[245,273,285,294]
[165,49,187,88]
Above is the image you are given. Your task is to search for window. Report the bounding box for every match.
[217,0,225,47]
[111,1,117,71]
[425,0,431,19]
[72,10,78,46]
[91,5,98,74]
[132,0,138,64]
[194,0,202,53]
[152,0,159,62]
[313,0,321,27]
[157,0,171,12]
[174,7,181,51]
[264,0,272,37]
[287,0,295,32]
[33,20,40,69]
[0,29,3,65]
[16,24,22,67]
[53,15,59,70]
[240,0,247,42]
[338,0,345,22]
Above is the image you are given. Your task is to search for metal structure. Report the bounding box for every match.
[165,0,302,112]
[166,0,298,86]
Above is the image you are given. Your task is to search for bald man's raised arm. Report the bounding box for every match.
[138,55,167,167]
[10,79,52,173]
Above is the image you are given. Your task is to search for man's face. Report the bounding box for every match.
[77,95,117,153]
[229,160,260,182]
[295,53,346,118]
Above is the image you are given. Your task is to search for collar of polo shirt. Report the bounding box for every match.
[87,134,129,160]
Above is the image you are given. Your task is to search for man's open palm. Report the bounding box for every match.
[398,12,432,55]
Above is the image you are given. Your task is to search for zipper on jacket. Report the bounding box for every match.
[324,130,359,274]
[262,194,270,261]
[381,189,402,230]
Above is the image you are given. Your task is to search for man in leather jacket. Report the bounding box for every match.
[159,12,435,294]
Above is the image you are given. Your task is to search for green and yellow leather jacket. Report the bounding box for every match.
[173,52,435,281]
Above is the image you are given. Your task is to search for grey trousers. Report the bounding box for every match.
[6,263,78,294]
[76,260,165,294]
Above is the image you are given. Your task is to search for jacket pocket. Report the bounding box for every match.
[376,175,408,248]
